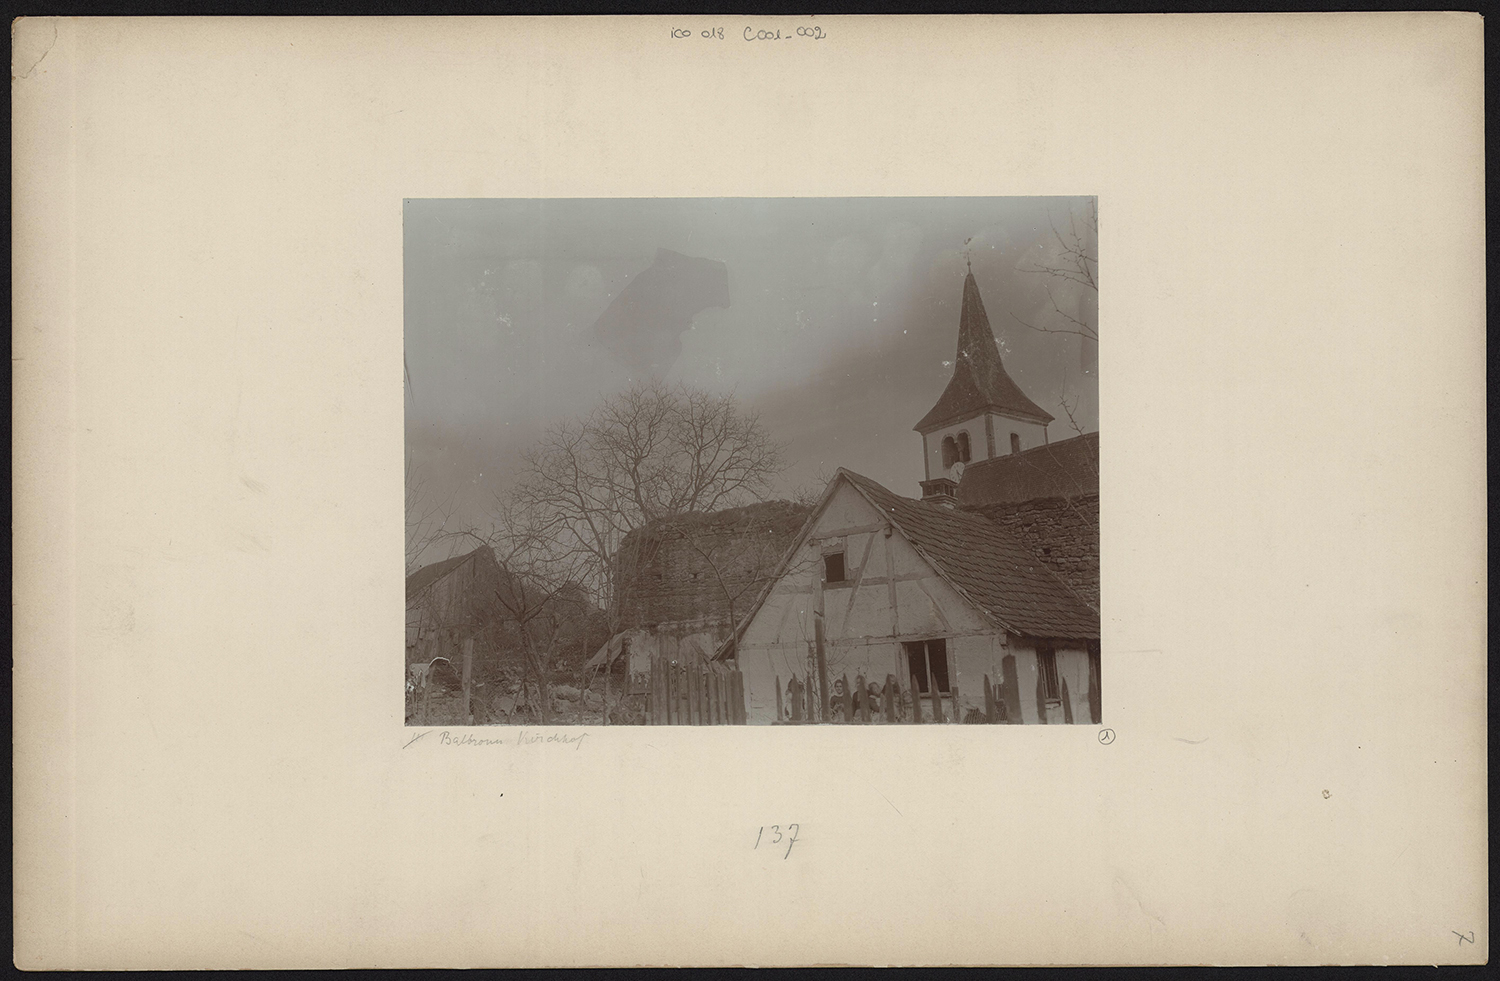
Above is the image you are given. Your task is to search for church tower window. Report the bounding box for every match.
[941,436,958,469]
[1010,432,1021,455]
[956,431,972,463]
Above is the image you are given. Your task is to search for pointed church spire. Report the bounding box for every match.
[914,271,1054,434]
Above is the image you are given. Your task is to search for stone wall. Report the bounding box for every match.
[614,500,811,633]
[968,494,1100,611]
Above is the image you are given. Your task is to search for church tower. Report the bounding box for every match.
[915,270,1053,504]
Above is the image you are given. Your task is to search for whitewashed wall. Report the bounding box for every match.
[921,412,1050,481]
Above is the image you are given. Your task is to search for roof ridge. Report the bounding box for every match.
[963,430,1099,471]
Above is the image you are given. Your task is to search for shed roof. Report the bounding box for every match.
[405,545,489,603]
[913,272,1054,432]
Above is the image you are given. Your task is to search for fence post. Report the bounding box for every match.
[461,638,474,724]
[656,657,665,725]
[910,674,923,724]
[855,673,868,723]
[602,651,611,726]
[950,679,960,724]
[883,675,896,723]
[931,684,944,723]
[814,617,829,723]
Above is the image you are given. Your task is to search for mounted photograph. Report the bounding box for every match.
[405,197,1099,726]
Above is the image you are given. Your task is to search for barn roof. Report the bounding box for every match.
[956,431,1099,507]
[837,469,1098,639]
[913,272,1054,433]
[405,545,489,603]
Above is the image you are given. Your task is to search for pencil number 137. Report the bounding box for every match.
[755,823,800,858]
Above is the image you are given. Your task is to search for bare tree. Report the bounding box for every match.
[789,465,837,508]
[406,450,457,576]
[1010,199,1098,344]
[508,379,786,619]
[455,504,601,726]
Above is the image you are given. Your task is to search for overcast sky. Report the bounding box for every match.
[406,197,1097,543]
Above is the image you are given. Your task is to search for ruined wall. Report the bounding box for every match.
[969,494,1100,610]
[613,500,811,634]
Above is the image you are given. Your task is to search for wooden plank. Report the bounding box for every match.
[734,671,746,725]
[1001,654,1022,725]
[690,665,701,725]
[461,638,473,724]
[654,658,662,725]
[814,616,829,724]
[951,679,961,724]
[931,684,945,723]
[789,676,802,723]
[883,674,896,723]
[984,674,997,724]
[856,673,868,724]
[810,521,886,539]
[602,649,611,726]
[711,668,721,725]
[910,674,923,724]
[652,657,661,725]
[841,673,853,724]
[884,527,901,638]
[842,532,876,623]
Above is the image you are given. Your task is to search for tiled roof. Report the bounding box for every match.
[956,431,1099,507]
[966,496,1101,612]
[839,469,1099,639]
[405,546,488,602]
[913,272,1054,432]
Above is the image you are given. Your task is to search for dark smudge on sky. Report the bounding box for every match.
[405,197,1098,541]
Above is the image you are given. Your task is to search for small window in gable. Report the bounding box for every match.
[956,431,971,463]
[823,551,846,584]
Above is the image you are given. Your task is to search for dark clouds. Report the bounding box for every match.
[405,197,1097,535]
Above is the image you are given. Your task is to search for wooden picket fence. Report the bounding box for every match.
[774,671,1013,724]
[648,655,747,725]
